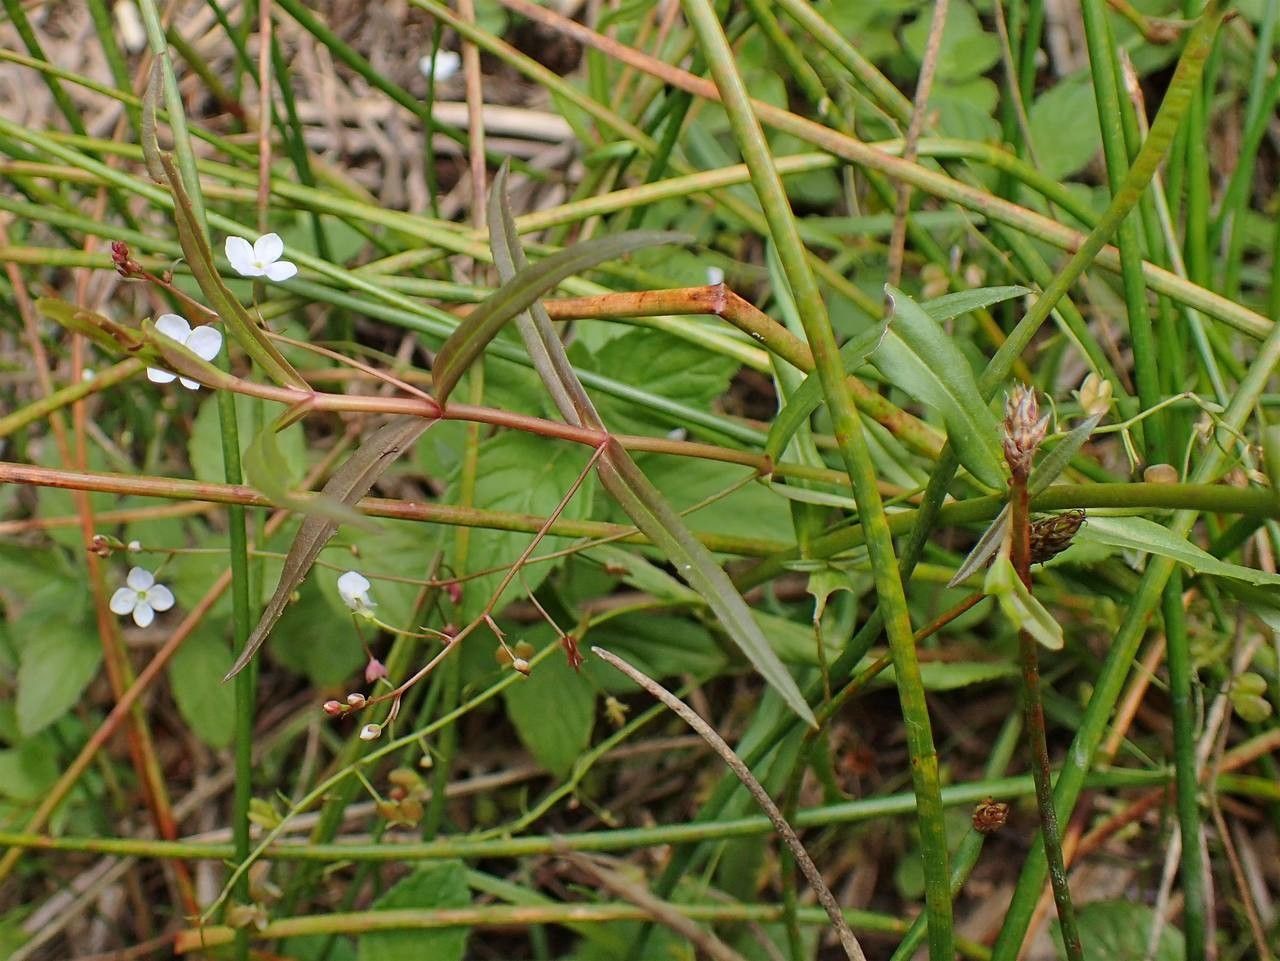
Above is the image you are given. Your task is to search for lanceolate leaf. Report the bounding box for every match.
[244,412,375,531]
[984,554,1064,650]
[486,165,815,726]
[226,414,430,678]
[431,228,690,405]
[1077,515,1280,588]
[920,286,1031,323]
[875,287,1006,490]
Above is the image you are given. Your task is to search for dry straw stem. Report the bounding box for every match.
[591,646,867,961]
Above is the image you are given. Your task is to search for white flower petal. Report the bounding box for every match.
[154,313,192,342]
[421,50,461,81]
[132,601,155,628]
[179,377,203,391]
[253,232,284,265]
[263,260,298,282]
[337,570,372,610]
[147,367,177,384]
[225,235,256,275]
[109,587,137,615]
[147,584,175,612]
[185,325,224,361]
[127,567,155,591]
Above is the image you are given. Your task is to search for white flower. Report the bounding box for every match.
[419,50,461,81]
[146,314,223,390]
[225,232,298,282]
[706,266,724,286]
[109,567,175,628]
[359,723,382,741]
[337,571,375,614]
[127,540,142,553]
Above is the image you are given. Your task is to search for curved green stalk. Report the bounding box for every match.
[678,2,954,957]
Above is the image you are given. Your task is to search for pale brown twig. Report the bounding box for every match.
[591,645,868,961]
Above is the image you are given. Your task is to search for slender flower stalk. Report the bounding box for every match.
[1004,386,1082,961]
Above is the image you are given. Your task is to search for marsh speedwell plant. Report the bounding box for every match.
[1,1,1278,960]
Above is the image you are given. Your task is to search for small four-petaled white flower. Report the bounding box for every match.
[225,232,298,281]
[146,314,223,390]
[109,567,175,628]
[338,571,375,614]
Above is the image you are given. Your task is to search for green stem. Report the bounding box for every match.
[677,2,954,957]
[1163,569,1208,961]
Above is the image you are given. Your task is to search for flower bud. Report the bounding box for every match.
[1077,373,1113,418]
[365,656,388,684]
[445,580,463,605]
[1003,385,1049,477]
[322,699,344,716]
[511,657,531,676]
[359,723,382,741]
[346,692,367,709]
[111,240,143,278]
[1143,463,1179,484]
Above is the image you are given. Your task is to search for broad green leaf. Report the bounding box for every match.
[1078,515,1280,587]
[169,626,235,748]
[432,228,689,404]
[1030,73,1104,181]
[503,632,596,777]
[270,577,365,686]
[902,0,1001,81]
[874,287,1006,489]
[1053,901,1184,961]
[486,164,816,726]
[570,328,737,437]
[357,862,470,961]
[17,618,102,736]
[443,432,596,623]
[190,393,306,484]
[228,415,430,678]
[984,554,1064,650]
[583,614,726,692]
[0,737,60,803]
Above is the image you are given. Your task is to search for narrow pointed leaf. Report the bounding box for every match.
[984,554,1064,650]
[765,319,889,463]
[1029,411,1104,496]
[244,413,377,531]
[226,414,430,678]
[874,287,1006,490]
[142,74,306,389]
[432,228,691,404]
[1077,515,1280,588]
[921,286,1031,323]
[949,504,1010,587]
[486,166,816,726]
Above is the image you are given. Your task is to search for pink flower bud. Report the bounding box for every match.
[445,581,462,605]
[322,700,344,716]
[365,656,388,684]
